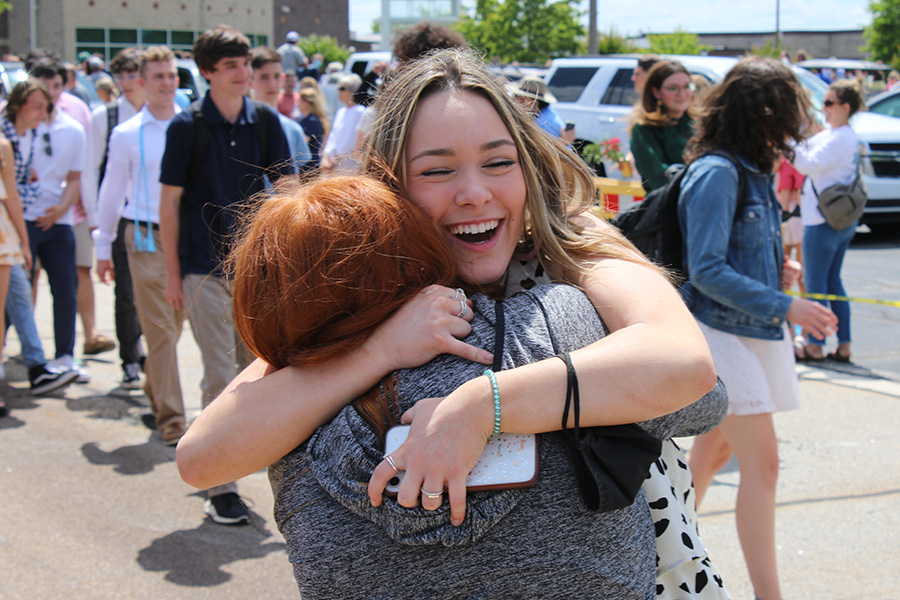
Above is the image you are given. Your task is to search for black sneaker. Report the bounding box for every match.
[29,364,79,396]
[204,492,251,525]
[121,362,142,390]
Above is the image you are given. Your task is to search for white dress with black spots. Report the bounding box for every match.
[506,258,730,599]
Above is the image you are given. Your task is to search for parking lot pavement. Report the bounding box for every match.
[2,278,898,599]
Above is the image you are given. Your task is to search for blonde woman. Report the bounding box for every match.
[0,134,34,415]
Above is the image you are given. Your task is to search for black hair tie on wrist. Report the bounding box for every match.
[555,352,662,513]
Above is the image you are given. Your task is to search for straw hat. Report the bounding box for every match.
[506,76,557,104]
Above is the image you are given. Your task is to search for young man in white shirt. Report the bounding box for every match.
[85,47,147,385]
[29,60,86,379]
[95,46,185,445]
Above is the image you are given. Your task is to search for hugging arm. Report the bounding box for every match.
[370,235,718,524]
[175,285,488,490]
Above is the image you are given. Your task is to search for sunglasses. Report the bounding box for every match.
[822,99,842,107]
[661,83,696,94]
[42,131,51,156]
[337,86,348,91]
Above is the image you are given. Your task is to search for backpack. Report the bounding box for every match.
[97,100,119,186]
[611,150,744,282]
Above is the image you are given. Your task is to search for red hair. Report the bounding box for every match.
[230,176,457,369]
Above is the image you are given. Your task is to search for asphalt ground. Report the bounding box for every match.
[1,272,898,599]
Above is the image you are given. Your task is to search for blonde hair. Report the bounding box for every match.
[299,87,330,138]
[362,48,650,282]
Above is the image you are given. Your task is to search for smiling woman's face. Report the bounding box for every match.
[404,90,527,286]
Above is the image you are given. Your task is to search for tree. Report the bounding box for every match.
[596,26,636,55]
[296,34,351,67]
[645,29,711,56]
[865,0,900,68]
[456,0,584,64]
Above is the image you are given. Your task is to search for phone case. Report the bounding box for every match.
[383,425,540,494]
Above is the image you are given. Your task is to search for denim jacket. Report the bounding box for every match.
[678,153,792,340]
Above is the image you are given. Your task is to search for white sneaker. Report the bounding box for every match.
[49,355,90,384]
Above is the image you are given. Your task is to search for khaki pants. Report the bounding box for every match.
[182,271,253,498]
[124,223,186,432]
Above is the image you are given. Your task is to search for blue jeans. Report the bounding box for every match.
[803,222,856,346]
[26,221,77,358]
[5,264,46,368]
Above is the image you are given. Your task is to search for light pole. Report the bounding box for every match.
[775,0,782,49]
[588,0,598,55]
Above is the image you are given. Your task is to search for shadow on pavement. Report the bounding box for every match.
[136,510,286,586]
[81,439,174,475]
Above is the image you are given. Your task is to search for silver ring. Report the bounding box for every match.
[453,288,465,301]
[421,487,443,499]
[456,298,468,318]
[383,454,399,473]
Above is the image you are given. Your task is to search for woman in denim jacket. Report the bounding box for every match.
[678,58,838,600]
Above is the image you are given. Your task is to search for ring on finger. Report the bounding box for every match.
[383,454,399,473]
[456,298,468,318]
[421,487,443,499]
[453,287,466,301]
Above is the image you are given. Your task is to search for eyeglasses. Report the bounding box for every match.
[661,83,696,94]
[42,131,51,156]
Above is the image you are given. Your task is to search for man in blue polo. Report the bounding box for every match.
[159,26,291,525]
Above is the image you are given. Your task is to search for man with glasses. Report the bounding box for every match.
[27,58,87,381]
[84,48,147,388]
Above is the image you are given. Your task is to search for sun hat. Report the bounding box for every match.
[506,76,557,104]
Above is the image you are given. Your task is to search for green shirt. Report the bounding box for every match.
[631,113,693,193]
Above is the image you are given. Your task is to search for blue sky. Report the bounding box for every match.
[349,0,871,38]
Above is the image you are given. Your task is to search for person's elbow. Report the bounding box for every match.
[175,430,219,490]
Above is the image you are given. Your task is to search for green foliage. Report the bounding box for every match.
[865,0,900,69]
[748,40,784,58]
[645,29,711,56]
[296,34,351,66]
[0,2,10,14]
[596,26,636,55]
[372,19,380,34]
[456,0,584,64]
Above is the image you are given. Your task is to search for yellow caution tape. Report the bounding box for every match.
[787,290,900,308]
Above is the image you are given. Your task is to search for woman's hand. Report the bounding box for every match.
[783,256,802,289]
[365,285,493,369]
[368,379,495,526]
[787,297,838,340]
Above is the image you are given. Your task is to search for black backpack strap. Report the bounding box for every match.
[491,299,505,372]
[98,100,119,186]
[250,100,274,171]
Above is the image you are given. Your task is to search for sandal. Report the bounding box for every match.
[826,351,852,363]
[795,346,825,363]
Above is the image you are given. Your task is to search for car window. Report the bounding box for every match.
[351,61,367,77]
[871,94,900,119]
[600,68,639,107]
[547,67,598,103]
[178,67,199,100]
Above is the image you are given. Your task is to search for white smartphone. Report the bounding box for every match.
[383,425,539,494]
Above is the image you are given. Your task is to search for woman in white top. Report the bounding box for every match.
[791,79,866,362]
[321,73,365,173]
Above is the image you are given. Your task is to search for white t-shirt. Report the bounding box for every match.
[28,111,85,226]
[791,124,859,226]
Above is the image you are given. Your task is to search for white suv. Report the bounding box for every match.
[545,55,900,228]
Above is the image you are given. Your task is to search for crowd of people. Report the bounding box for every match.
[0,19,870,600]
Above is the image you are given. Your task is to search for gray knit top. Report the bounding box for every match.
[269,284,726,599]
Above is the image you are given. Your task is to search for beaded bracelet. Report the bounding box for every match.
[483,369,501,436]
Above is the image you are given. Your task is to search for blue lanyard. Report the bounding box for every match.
[133,123,156,252]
